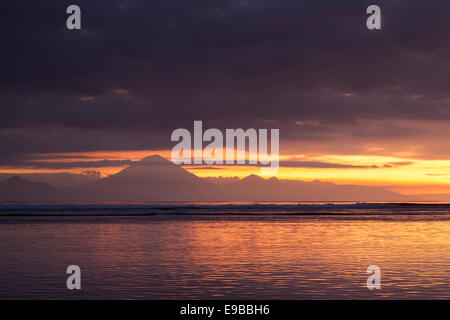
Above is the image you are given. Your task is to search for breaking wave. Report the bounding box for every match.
[1,202,450,217]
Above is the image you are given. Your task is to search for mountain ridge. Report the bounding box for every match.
[0,155,418,202]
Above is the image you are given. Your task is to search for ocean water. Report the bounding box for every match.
[0,202,450,299]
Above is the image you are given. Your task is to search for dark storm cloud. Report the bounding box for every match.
[1,0,450,162]
[26,159,136,169]
[279,160,379,169]
[279,160,414,169]
[2,157,413,170]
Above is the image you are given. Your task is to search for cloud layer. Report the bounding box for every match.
[1,0,450,164]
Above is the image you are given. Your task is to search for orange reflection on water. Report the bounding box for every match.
[53,215,450,299]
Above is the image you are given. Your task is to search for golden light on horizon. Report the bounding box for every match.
[2,150,450,195]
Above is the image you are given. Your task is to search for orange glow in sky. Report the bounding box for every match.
[2,149,450,196]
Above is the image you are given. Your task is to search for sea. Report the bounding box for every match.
[0,202,450,299]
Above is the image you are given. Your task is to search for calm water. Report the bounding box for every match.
[1,202,450,299]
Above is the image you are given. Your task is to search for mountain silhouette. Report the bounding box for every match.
[67,155,218,201]
[219,176,412,201]
[0,176,59,202]
[0,155,417,202]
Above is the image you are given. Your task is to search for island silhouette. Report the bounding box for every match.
[0,155,416,202]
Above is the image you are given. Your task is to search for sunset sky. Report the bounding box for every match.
[2,1,450,196]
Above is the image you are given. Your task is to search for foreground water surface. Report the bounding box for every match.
[0,202,450,299]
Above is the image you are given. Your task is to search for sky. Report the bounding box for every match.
[1,0,450,195]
